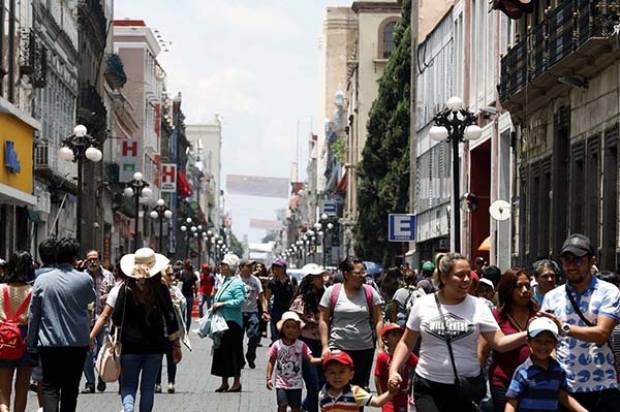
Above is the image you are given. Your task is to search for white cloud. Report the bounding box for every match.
[193,1,301,39]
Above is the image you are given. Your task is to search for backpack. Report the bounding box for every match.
[0,287,31,360]
[396,286,425,327]
[328,283,375,323]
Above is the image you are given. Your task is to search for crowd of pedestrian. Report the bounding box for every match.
[0,231,619,412]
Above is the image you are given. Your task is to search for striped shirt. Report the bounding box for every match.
[319,384,372,411]
[506,357,568,411]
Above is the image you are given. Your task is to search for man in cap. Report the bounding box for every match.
[541,234,620,412]
[198,263,215,318]
[265,258,295,343]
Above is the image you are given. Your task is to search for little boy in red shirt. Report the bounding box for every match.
[374,324,418,412]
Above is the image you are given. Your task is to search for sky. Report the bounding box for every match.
[116,0,353,244]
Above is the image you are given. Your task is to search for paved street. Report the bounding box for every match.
[28,332,275,412]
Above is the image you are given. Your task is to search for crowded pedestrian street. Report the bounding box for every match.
[26,333,275,412]
[3,0,620,412]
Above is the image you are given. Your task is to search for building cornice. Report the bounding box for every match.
[352,1,401,14]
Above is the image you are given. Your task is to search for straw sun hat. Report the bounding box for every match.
[120,248,169,279]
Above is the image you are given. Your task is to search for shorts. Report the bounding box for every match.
[276,388,302,408]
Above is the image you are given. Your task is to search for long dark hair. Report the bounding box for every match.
[295,275,324,315]
[5,250,35,283]
[497,267,537,315]
[126,274,163,325]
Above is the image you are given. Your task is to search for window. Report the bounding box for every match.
[378,19,398,59]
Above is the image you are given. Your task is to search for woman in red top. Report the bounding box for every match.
[479,267,537,412]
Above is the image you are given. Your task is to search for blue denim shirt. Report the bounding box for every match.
[27,263,96,348]
[214,276,245,327]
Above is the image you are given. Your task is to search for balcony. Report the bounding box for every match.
[77,86,107,138]
[500,0,620,117]
[78,0,107,51]
[34,143,77,190]
[19,29,47,88]
[104,53,127,89]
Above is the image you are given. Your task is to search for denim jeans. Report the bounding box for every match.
[184,295,194,330]
[242,311,260,362]
[83,324,107,385]
[301,337,323,412]
[269,309,285,343]
[120,353,163,412]
[198,294,213,318]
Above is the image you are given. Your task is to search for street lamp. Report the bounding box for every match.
[316,214,335,267]
[179,217,197,260]
[149,199,173,253]
[429,96,481,252]
[123,172,153,249]
[58,125,103,248]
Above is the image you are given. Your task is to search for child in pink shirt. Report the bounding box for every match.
[267,311,321,412]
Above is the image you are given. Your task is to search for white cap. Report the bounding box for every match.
[527,317,559,339]
[479,278,495,291]
[302,263,324,277]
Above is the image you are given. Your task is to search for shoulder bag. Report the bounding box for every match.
[434,293,486,406]
[96,285,126,383]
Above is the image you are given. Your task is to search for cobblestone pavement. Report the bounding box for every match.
[27,332,276,412]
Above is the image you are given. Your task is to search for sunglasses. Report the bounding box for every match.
[513,282,531,290]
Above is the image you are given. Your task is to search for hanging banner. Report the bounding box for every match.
[160,163,177,193]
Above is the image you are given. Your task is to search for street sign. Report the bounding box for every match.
[119,140,138,183]
[161,163,177,193]
[323,201,337,216]
[388,214,416,242]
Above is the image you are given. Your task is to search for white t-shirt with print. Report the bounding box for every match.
[239,274,263,313]
[406,293,499,384]
[268,339,311,389]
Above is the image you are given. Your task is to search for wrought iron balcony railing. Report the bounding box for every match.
[500,0,620,103]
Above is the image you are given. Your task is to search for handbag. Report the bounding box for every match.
[434,293,486,406]
[95,285,126,383]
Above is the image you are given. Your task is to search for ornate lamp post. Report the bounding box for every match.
[204,230,215,265]
[315,213,335,267]
[58,125,103,248]
[429,96,482,252]
[123,172,153,249]
[149,199,173,253]
[179,217,197,260]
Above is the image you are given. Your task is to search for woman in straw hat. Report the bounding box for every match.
[210,253,246,392]
[112,248,181,412]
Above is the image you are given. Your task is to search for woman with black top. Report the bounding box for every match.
[113,249,181,412]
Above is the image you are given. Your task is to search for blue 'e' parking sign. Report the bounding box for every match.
[388,214,416,242]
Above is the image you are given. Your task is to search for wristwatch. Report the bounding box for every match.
[560,323,571,337]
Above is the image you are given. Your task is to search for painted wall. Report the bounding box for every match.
[0,114,33,194]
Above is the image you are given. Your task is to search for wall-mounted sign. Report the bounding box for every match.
[4,141,20,173]
[161,163,177,193]
[119,140,138,183]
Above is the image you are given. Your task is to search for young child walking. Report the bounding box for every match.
[320,350,396,412]
[267,311,321,412]
[505,317,587,412]
[374,324,418,412]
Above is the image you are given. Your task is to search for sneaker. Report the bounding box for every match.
[81,384,95,394]
[154,384,162,393]
[97,379,106,392]
[167,383,175,393]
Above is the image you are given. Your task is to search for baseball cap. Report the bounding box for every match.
[381,323,403,339]
[302,263,324,277]
[276,311,305,331]
[422,261,435,273]
[322,350,354,369]
[560,234,594,257]
[272,258,287,268]
[527,317,559,339]
[479,278,495,291]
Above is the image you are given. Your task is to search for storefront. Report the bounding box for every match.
[0,101,40,258]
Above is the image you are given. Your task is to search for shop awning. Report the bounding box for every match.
[492,0,534,19]
[0,183,36,206]
[478,236,491,252]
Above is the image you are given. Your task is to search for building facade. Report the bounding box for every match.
[499,0,620,270]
